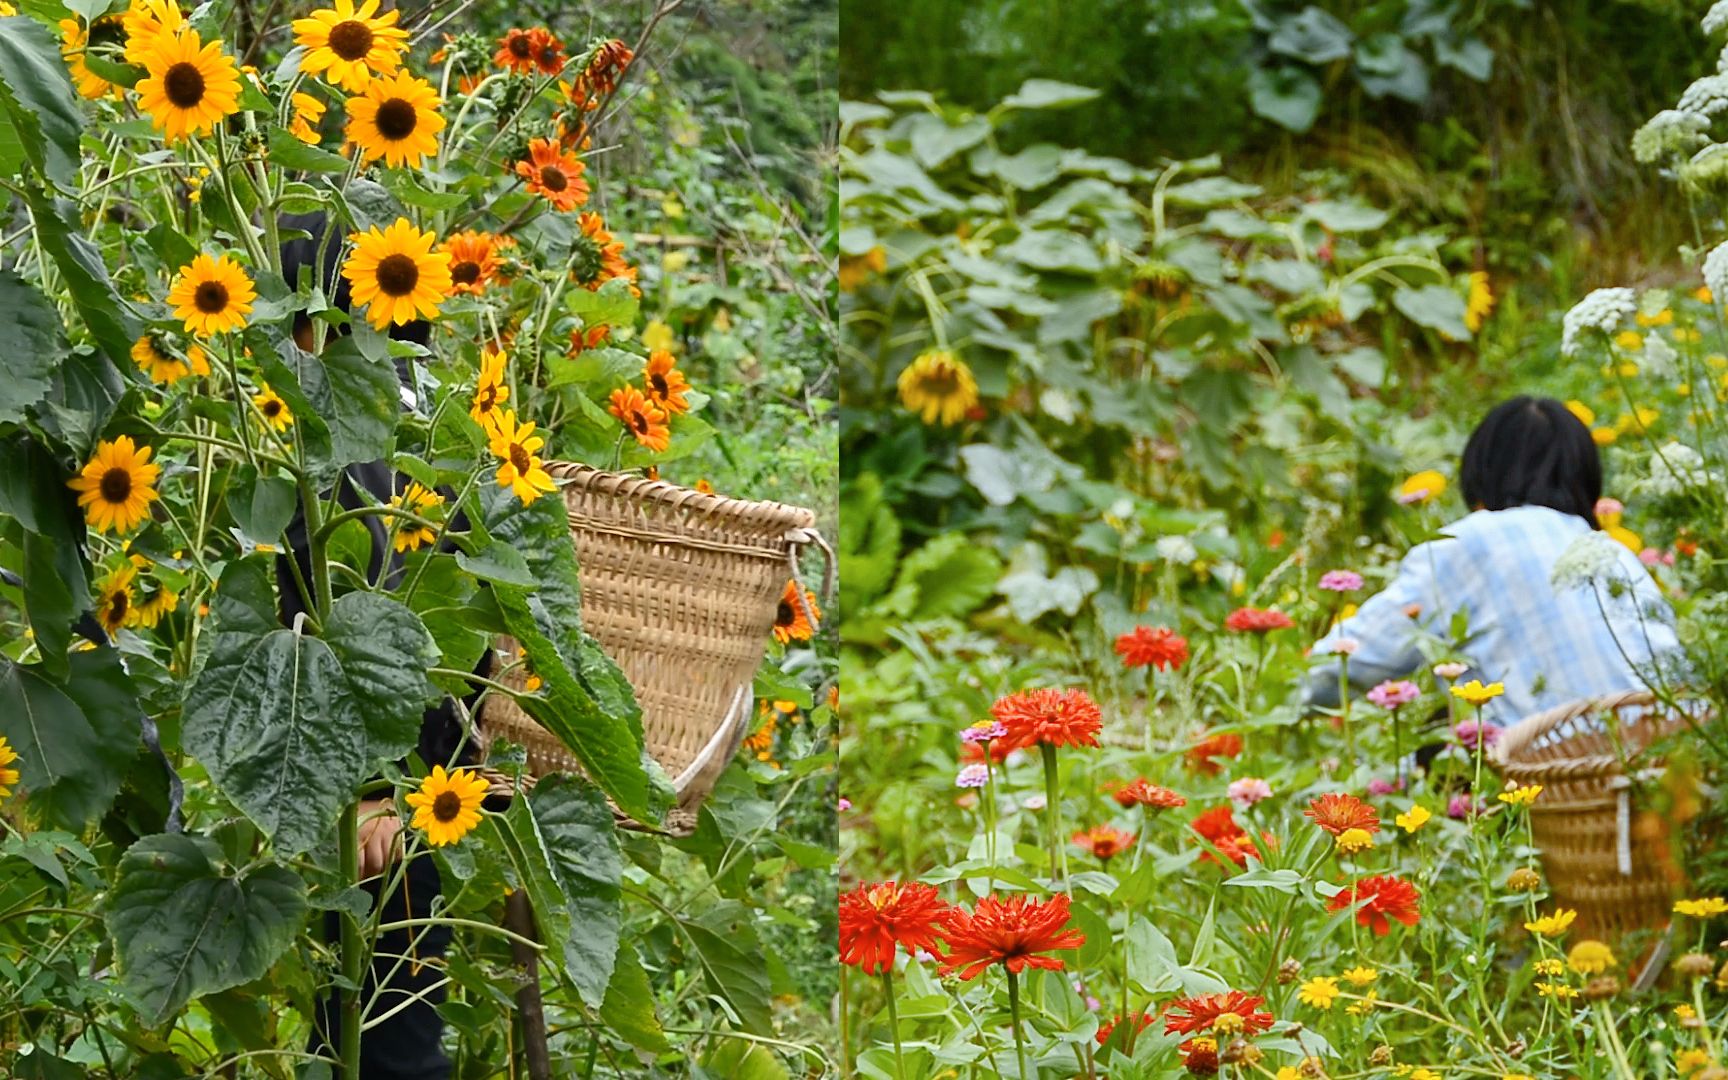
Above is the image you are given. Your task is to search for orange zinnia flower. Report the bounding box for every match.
[1224,606,1293,633]
[1112,778,1187,810]
[771,580,819,643]
[1114,625,1189,670]
[1185,731,1243,775]
[1328,874,1422,936]
[607,387,670,453]
[1073,825,1135,862]
[1162,990,1274,1037]
[838,881,951,975]
[990,688,1102,752]
[1190,806,1259,867]
[1179,1037,1220,1074]
[937,894,1086,980]
[1304,793,1381,837]
[516,137,589,212]
[493,28,562,75]
[1096,1012,1154,1046]
[643,350,690,415]
[442,230,506,295]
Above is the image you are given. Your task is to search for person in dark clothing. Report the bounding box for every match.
[277,212,480,1078]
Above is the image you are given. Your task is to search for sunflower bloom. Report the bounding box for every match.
[492,27,564,75]
[643,351,690,415]
[485,410,556,506]
[132,582,180,628]
[837,881,950,975]
[131,335,209,385]
[607,387,670,453]
[990,687,1102,752]
[346,70,444,168]
[122,0,186,64]
[292,0,408,92]
[93,564,139,636]
[67,436,162,534]
[1464,271,1494,332]
[771,580,819,643]
[0,735,18,801]
[289,92,327,144]
[167,253,256,336]
[570,212,636,293]
[897,350,978,425]
[250,386,294,433]
[443,231,507,295]
[342,218,453,329]
[936,894,1086,980]
[470,348,510,425]
[390,483,444,552]
[135,27,242,142]
[60,17,125,100]
[404,765,488,846]
[516,138,590,212]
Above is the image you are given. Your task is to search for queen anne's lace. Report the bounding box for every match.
[1632,109,1709,164]
[1706,0,1728,36]
[1679,74,1728,116]
[1551,532,1629,591]
[1642,332,1678,379]
[1705,242,1728,307]
[1561,288,1636,356]
[1641,442,1708,498]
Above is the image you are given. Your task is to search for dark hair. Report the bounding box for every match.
[1459,396,1602,528]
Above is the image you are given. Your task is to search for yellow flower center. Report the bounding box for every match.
[100,467,133,504]
[327,19,374,60]
[163,62,206,108]
[374,98,418,140]
[193,280,230,314]
[431,789,462,822]
[374,253,420,297]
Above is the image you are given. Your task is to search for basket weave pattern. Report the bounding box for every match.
[481,463,818,832]
[1491,690,1692,938]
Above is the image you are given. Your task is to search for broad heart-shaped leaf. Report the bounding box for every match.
[1393,283,1471,340]
[26,190,137,369]
[0,647,140,829]
[0,16,84,190]
[249,327,397,478]
[182,559,439,854]
[493,775,621,1009]
[0,433,89,675]
[0,269,67,424]
[1248,64,1322,133]
[681,919,774,1036]
[104,834,306,1026]
[600,942,670,1052]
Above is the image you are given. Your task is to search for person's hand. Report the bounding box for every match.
[357,797,403,880]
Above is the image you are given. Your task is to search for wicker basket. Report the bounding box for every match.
[1491,690,1696,938]
[480,462,823,835]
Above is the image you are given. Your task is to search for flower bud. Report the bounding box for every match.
[1676,952,1715,979]
[1505,867,1541,892]
[1369,1044,1393,1067]
[1584,975,1621,1001]
[1278,958,1303,984]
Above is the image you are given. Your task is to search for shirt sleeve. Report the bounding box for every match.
[1304,539,1453,709]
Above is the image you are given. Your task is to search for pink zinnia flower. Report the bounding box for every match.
[1447,793,1477,819]
[1227,777,1273,807]
[1432,661,1469,680]
[956,764,990,789]
[1322,637,1360,657]
[1639,547,1674,567]
[1454,719,1502,751]
[1366,777,1404,796]
[1366,680,1420,709]
[1318,570,1364,592]
[960,720,1008,744]
[838,797,852,812]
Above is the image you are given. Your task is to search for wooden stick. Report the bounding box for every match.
[503,891,552,1080]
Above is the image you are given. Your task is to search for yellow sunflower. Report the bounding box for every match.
[289,91,327,144]
[1464,271,1494,333]
[341,218,452,329]
[67,436,162,534]
[122,0,185,64]
[59,16,126,101]
[390,482,444,552]
[292,0,408,92]
[132,582,181,629]
[404,765,489,846]
[130,334,209,385]
[346,69,444,169]
[135,27,242,142]
[93,564,139,636]
[485,410,556,506]
[0,734,17,801]
[897,350,978,426]
[166,253,256,336]
[252,386,294,432]
[469,348,510,425]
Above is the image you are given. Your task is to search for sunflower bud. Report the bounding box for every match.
[1677,952,1715,979]
[1278,958,1302,984]
[1584,975,1621,1001]
[1369,1044,1393,1067]
[1505,867,1541,892]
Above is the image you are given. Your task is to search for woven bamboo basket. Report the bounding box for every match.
[1491,690,1697,939]
[480,462,824,836]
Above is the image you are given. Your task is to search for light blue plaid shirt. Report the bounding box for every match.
[1309,506,1680,724]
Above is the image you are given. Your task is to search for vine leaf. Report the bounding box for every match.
[104,833,306,1026]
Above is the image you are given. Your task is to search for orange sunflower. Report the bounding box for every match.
[570,211,636,294]
[566,38,633,109]
[516,138,589,212]
[642,351,690,415]
[568,324,610,353]
[442,231,506,295]
[607,387,669,453]
[771,580,820,643]
[493,28,564,75]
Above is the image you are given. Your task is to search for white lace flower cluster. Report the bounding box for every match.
[1551,531,1630,591]
[1561,288,1636,356]
[1154,535,1197,564]
[1632,109,1710,164]
[1640,442,1709,498]
[1679,74,1728,116]
[1706,0,1728,37]
[1705,241,1728,304]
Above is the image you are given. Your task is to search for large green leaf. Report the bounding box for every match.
[250,328,397,477]
[682,920,774,1036]
[494,774,621,1008]
[25,189,138,367]
[0,269,67,423]
[105,834,307,1025]
[0,433,89,675]
[0,647,139,829]
[182,559,439,854]
[1393,284,1471,340]
[599,943,669,1052]
[0,15,84,189]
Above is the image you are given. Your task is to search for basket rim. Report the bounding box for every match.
[548,461,817,536]
[1490,689,1697,783]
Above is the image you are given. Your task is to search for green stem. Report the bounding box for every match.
[338,800,363,1080]
[1041,744,1066,891]
[299,478,334,618]
[881,970,907,1080]
[1006,967,1031,1079]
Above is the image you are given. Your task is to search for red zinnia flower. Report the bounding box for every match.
[838,881,951,975]
[1327,874,1422,936]
[1072,825,1135,861]
[1190,805,1257,867]
[1185,731,1243,775]
[1112,778,1187,810]
[1114,625,1189,670]
[1163,990,1274,1037]
[990,688,1103,753]
[1304,793,1380,837]
[937,894,1086,980]
[1224,606,1293,634]
[1096,1011,1154,1045]
[1179,1037,1220,1075]
[960,739,1013,765]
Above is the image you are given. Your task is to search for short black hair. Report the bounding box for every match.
[1459,396,1602,528]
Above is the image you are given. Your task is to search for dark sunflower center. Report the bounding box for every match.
[650,372,669,397]
[538,165,569,192]
[193,280,229,314]
[627,410,649,435]
[450,260,480,286]
[262,399,282,418]
[163,62,206,108]
[508,443,531,472]
[776,600,794,626]
[920,367,959,395]
[374,98,418,140]
[327,19,374,60]
[100,467,133,504]
[508,35,531,57]
[108,591,129,622]
[374,253,420,296]
[431,789,462,822]
[476,384,497,410]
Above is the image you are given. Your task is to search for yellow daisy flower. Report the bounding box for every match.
[1395,804,1432,833]
[1674,897,1728,918]
[1339,965,1378,986]
[1449,679,1504,707]
[1497,785,1541,808]
[67,436,162,534]
[341,218,452,329]
[166,253,256,336]
[345,69,444,169]
[291,0,409,92]
[403,765,488,846]
[1524,909,1577,936]
[135,27,243,142]
[485,410,556,506]
[1567,940,1616,975]
[1298,976,1340,1010]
